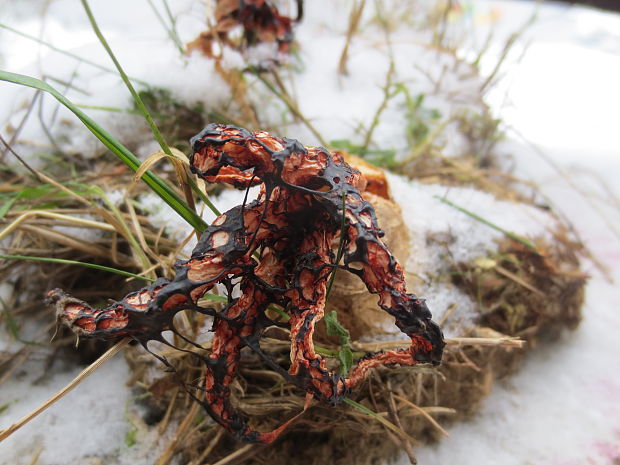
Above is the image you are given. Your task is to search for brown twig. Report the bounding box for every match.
[156,400,201,465]
[338,0,367,76]
[386,380,417,464]
[392,393,452,437]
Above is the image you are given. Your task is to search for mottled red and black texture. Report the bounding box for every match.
[48,124,444,443]
[188,0,302,58]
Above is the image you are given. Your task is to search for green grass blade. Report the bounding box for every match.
[0,70,207,233]
[80,0,172,158]
[1,299,45,346]
[200,293,227,303]
[80,0,220,219]
[161,0,184,52]
[0,254,155,281]
[75,104,143,114]
[0,197,17,219]
[187,176,221,217]
[433,195,542,255]
[145,0,184,54]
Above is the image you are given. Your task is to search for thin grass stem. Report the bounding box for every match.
[80,0,172,157]
[146,0,184,55]
[0,254,155,282]
[0,23,149,86]
[249,67,327,146]
[343,397,418,444]
[432,195,542,255]
[0,210,115,242]
[80,0,219,222]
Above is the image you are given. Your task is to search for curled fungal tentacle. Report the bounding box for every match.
[51,124,445,444]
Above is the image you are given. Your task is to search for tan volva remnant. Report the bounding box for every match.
[327,153,411,340]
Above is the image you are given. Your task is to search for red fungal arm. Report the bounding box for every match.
[51,124,444,444]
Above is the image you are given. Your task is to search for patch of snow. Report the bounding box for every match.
[386,173,555,335]
[0,356,131,465]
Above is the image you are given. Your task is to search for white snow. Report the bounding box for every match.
[412,3,620,465]
[0,1,619,464]
[0,357,131,465]
[386,173,555,336]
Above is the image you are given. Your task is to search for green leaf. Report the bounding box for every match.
[0,70,207,233]
[338,343,353,376]
[325,310,350,340]
[0,197,16,219]
[324,310,354,375]
[124,423,138,447]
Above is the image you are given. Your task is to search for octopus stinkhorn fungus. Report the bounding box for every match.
[48,124,444,443]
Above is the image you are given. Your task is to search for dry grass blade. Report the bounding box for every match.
[188,427,224,465]
[447,336,525,348]
[0,90,41,163]
[210,444,261,465]
[31,170,139,247]
[494,264,545,296]
[19,224,121,261]
[392,394,451,437]
[0,346,36,386]
[352,336,525,353]
[343,398,418,445]
[0,338,130,442]
[385,380,417,464]
[133,151,169,185]
[249,68,327,147]
[157,387,180,434]
[156,401,201,465]
[479,7,537,92]
[338,0,367,76]
[27,446,43,465]
[124,195,164,270]
[0,210,115,241]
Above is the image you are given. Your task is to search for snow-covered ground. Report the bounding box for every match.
[415,3,620,464]
[0,1,618,464]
